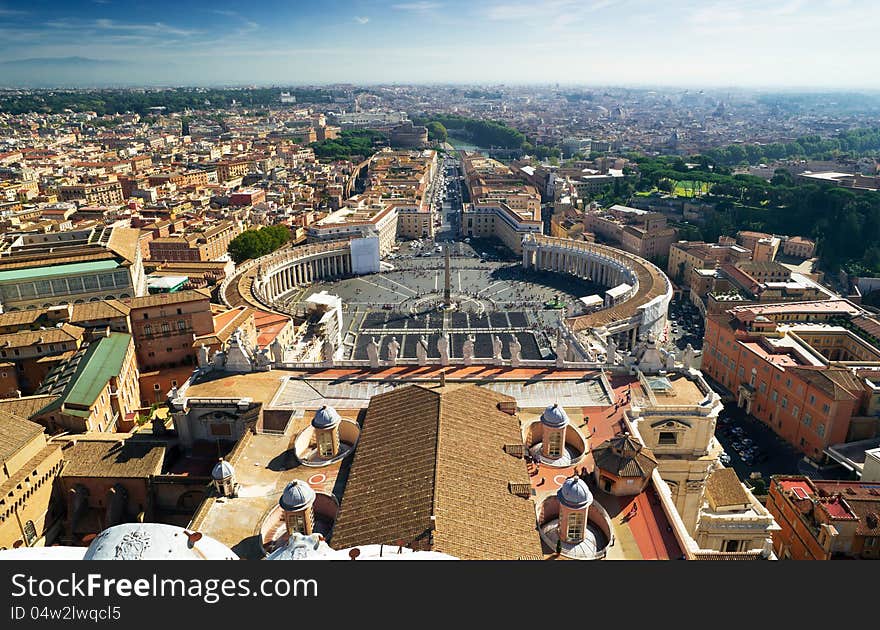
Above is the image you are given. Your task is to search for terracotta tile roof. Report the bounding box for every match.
[0,412,45,465]
[106,226,142,264]
[0,310,45,328]
[592,433,657,478]
[124,288,211,310]
[71,299,131,322]
[60,439,165,478]
[330,384,542,559]
[705,468,751,509]
[786,367,860,401]
[0,395,60,421]
[0,323,84,349]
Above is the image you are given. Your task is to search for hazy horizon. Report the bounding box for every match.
[1,0,879,89]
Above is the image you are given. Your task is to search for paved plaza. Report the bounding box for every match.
[279,248,606,360]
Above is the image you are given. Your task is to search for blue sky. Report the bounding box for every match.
[0,0,878,87]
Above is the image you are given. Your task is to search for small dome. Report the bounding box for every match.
[311,405,342,430]
[541,403,569,428]
[557,476,593,510]
[279,480,316,511]
[211,458,235,480]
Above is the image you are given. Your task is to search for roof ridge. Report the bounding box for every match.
[429,386,443,546]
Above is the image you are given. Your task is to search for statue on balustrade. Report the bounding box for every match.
[367,337,381,368]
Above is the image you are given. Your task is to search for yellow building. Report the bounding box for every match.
[0,415,64,549]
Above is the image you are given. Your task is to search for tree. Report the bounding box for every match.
[227,225,291,264]
[425,121,447,143]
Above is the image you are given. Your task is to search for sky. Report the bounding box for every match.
[0,0,879,88]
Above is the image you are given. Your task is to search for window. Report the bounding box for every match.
[817,424,825,438]
[781,397,787,409]
[144,325,152,336]
[177,308,182,315]
[724,540,742,552]
[658,432,678,446]
[566,512,584,542]
[822,403,830,414]
[771,391,778,402]
[786,378,792,388]
[759,382,767,393]
[288,513,307,534]
[317,431,334,458]
[792,406,799,418]
[177,320,186,331]
[809,394,816,405]
[143,313,149,320]
[804,413,812,427]
[547,432,563,458]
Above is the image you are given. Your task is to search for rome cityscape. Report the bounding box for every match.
[1,0,880,564]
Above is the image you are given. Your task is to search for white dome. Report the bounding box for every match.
[541,403,569,428]
[211,458,235,480]
[557,476,593,510]
[83,523,238,560]
[279,480,316,511]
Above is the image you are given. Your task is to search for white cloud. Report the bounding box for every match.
[485,0,617,22]
[392,2,442,9]
[354,16,371,24]
[47,18,200,38]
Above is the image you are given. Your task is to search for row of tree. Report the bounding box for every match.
[227,225,291,264]
[617,155,880,276]
[702,128,880,166]
[0,87,336,116]
[411,114,526,149]
[309,129,387,161]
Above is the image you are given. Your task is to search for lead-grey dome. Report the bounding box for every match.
[211,458,235,480]
[279,480,316,511]
[311,405,342,430]
[557,476,593,510]
[541,403,569,428]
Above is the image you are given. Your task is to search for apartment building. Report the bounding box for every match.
[31,332,140,434]
[0,225,146,311]
[767,475,880,560]
[148,220,242,262]
[0,416,64,550]
[584,205,677,262]
[59,180,124,205]
[702,300,878,462]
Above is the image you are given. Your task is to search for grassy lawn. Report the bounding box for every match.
[672,180,711,197]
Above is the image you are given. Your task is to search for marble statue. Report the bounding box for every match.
[665,350,676,370]
[683,343,696,370]
[416,335,429,366]
[270,338,284,366]
[463,335,475,365]
[509,335,522,368]
[197,344,210,368]
[438,332,450,366]
[492,335,504,362]
[555,329,568,368]
[605,336,617,365]
[367,337,381,368]
[387,337,400,366]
